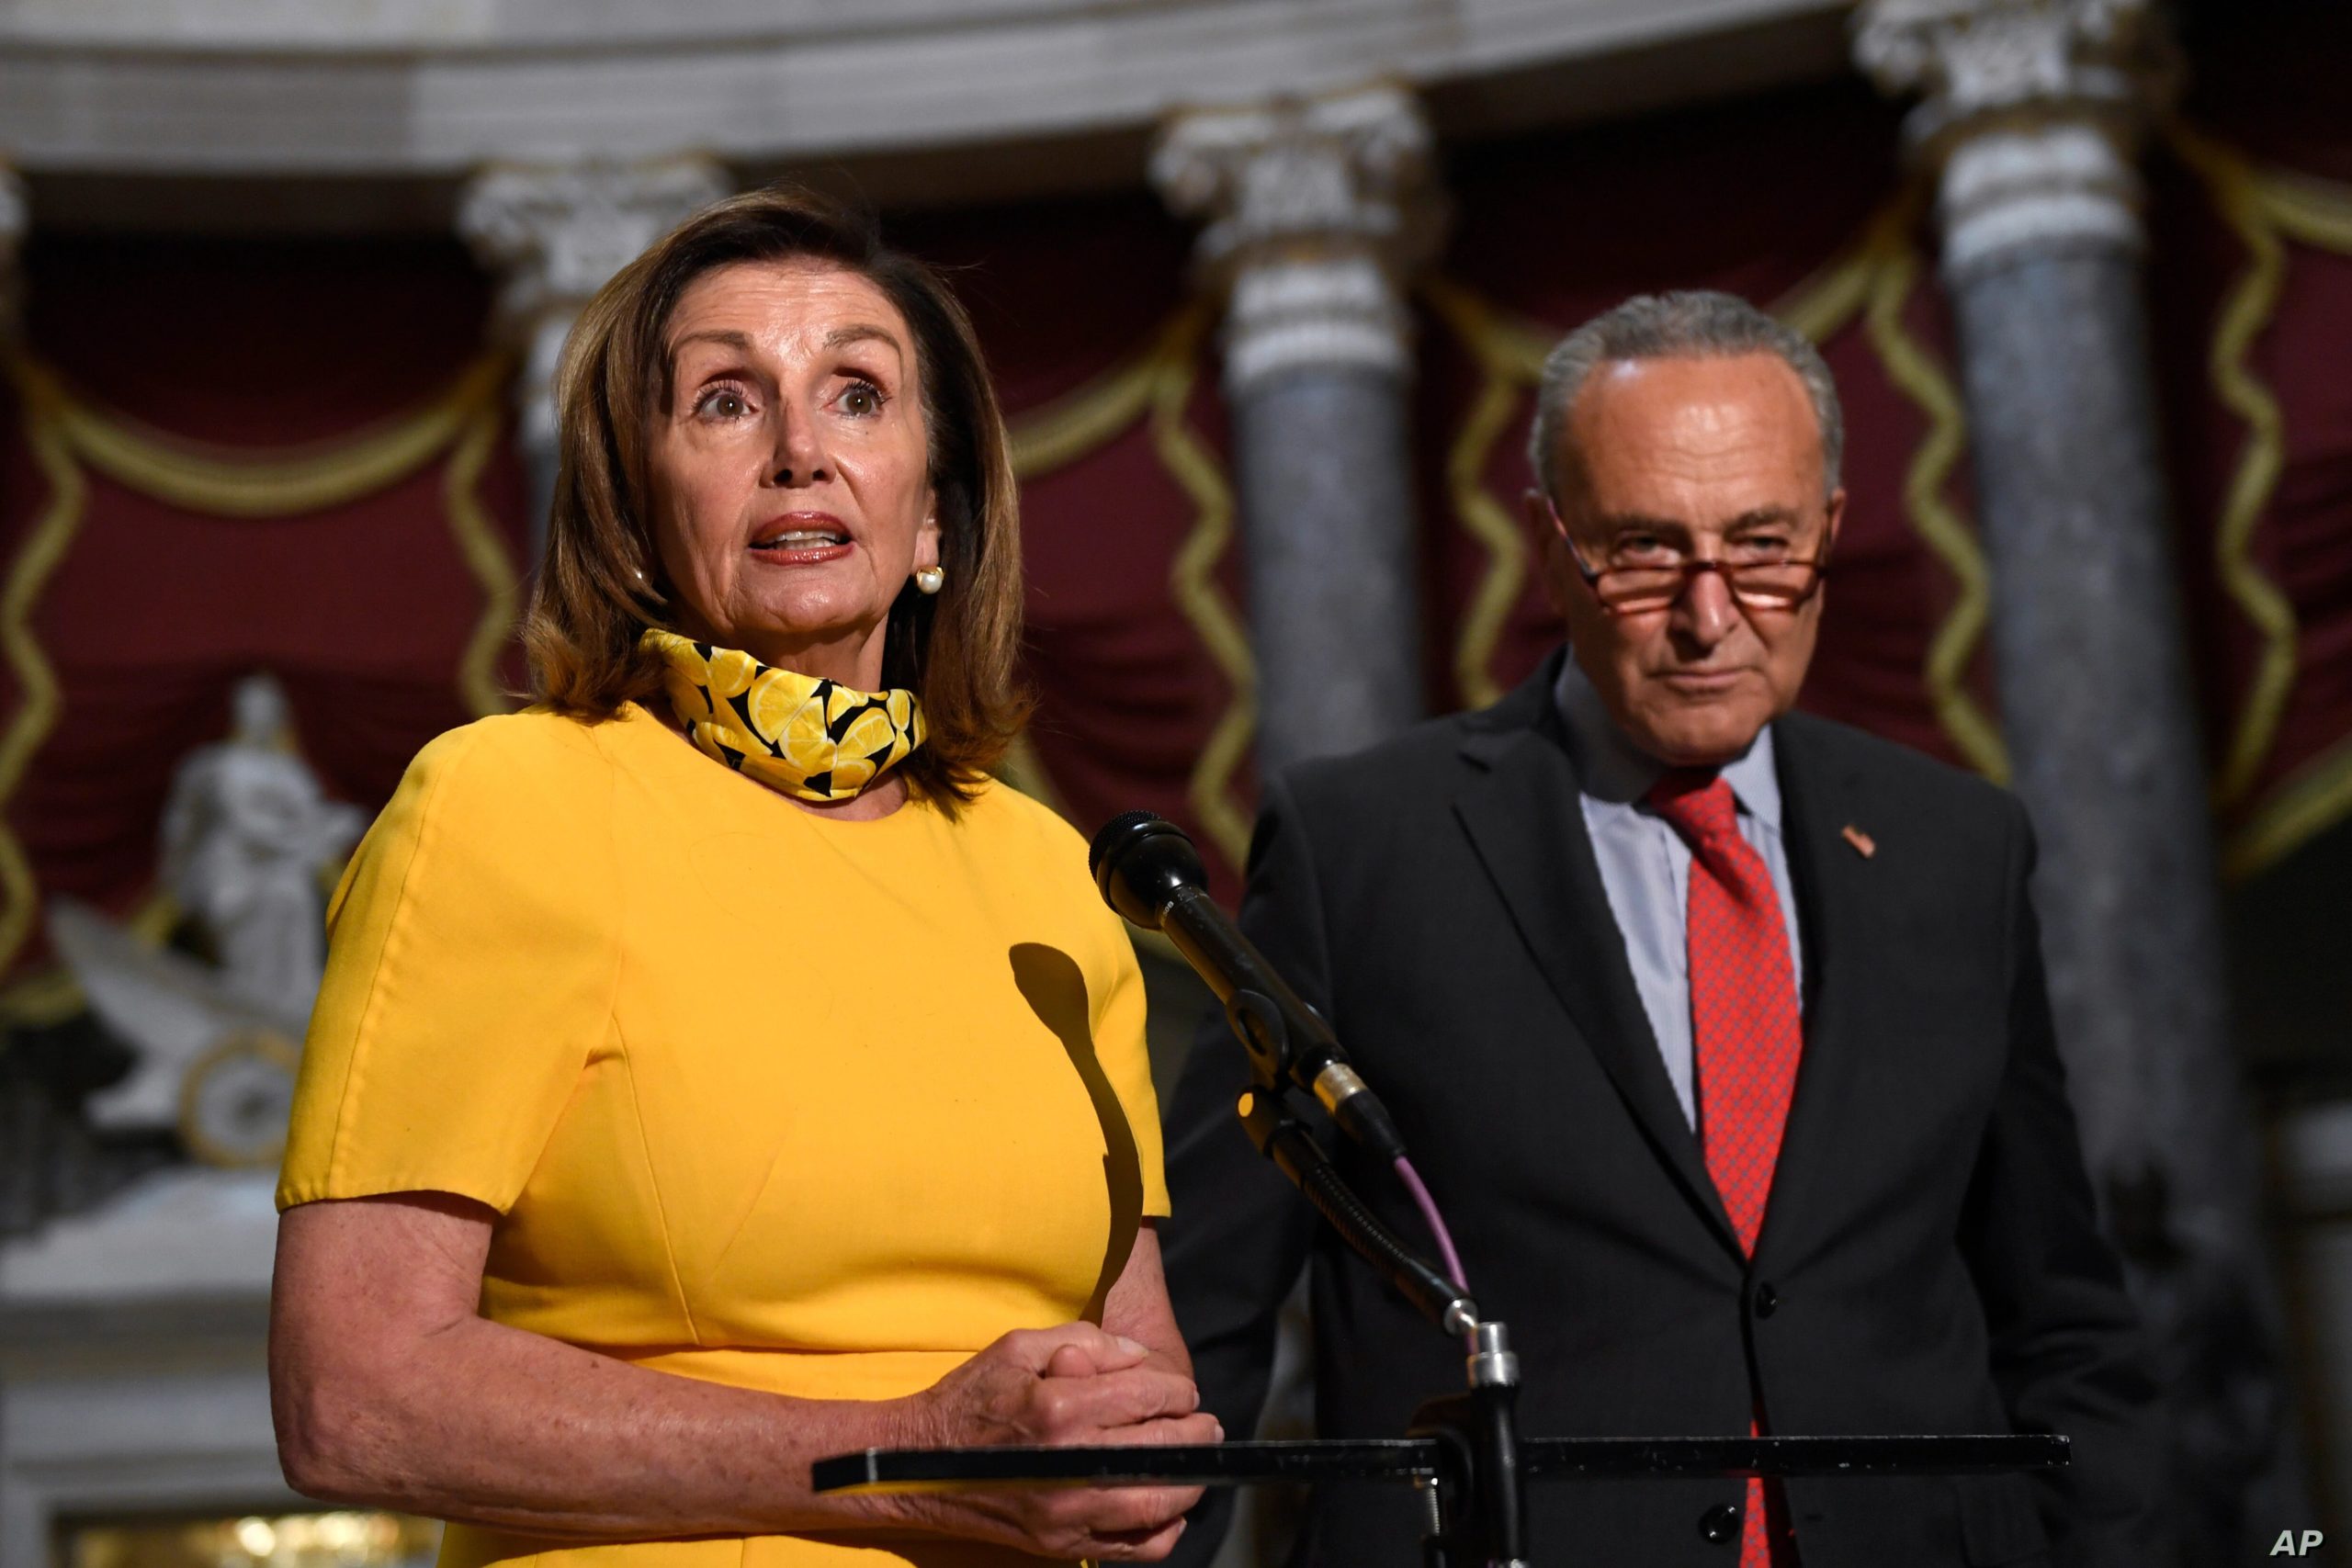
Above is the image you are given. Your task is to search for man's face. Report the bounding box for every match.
[1526,353,1844,768]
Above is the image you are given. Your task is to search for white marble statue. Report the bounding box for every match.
[157,673,363,1024]
[47,673,362,1161]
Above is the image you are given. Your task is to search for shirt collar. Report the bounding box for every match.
[1552,653,1784,829]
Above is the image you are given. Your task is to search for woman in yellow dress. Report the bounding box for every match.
[268,186,1216,1568]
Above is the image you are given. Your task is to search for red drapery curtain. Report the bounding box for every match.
[3,52,2349,1002]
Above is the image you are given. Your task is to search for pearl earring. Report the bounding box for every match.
[914,566,945,595]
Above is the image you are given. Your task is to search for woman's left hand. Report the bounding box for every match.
[890,1320,1216,1560]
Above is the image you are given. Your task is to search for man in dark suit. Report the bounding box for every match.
[1159,291,2156,1568]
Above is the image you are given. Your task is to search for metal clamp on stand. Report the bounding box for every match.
[1410,1323,1527,1568]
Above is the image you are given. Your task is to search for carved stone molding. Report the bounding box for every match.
[0,0,1842,185]
[1151,84,1442,391]
[458,155,730,525]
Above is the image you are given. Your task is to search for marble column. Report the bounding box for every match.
[1857,2,2296,1557]
[1152,85,1442,778]
[458,155,731,560]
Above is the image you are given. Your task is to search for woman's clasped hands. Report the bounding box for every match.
[892,1323,1224,1562]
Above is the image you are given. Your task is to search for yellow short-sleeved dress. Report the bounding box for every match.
[277,702,1168,1568]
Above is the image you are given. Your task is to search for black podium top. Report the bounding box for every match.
[811,1434,2067,1495]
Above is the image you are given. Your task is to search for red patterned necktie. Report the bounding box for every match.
[1647,769,1804,1568]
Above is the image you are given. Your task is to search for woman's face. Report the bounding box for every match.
[646,257,939,686]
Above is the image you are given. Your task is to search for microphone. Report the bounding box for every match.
[1090,811,1408,1162]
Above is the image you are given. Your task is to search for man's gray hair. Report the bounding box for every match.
[1527,289,1844,505]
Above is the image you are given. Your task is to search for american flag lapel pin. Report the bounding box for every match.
[1841,824,1877,859]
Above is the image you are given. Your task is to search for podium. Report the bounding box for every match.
[813,1425,2066,1567]
[814,1434,2068,1495]
[813,815,2072,1565]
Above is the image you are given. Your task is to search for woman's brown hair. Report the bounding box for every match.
[525,183,1029,807]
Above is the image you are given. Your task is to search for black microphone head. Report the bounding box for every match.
[1089,811,1207,931]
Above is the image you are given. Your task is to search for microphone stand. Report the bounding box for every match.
[811,814,2067,1567]
[1222,989,1526,1568]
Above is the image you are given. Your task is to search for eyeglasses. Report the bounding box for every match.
[1552,506,1829,617]
[1571,552,1829,615]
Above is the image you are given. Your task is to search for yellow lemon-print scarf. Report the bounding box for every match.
[642,628,926,803]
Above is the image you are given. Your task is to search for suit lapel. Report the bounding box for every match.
[1452,667,1740,1258]
[1754,714,1869,1268]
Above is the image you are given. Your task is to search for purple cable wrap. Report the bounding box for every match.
[1392,1156,1476,1350]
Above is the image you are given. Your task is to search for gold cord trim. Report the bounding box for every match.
[45,354,510,518]
[0,967,82,1028]
[0,347,516,999]
[0,357,90,977]
[444,399,520,717]
[2166,130,2352,836]
[1860,197,2011,783]
[2184,133,2352,873]
[2167,129,2299,809]
[1009,342,1166,479]
[1420,278,1537,711]
[994,309,1252,879]
[2225,733,2352,880]
[1150,307,1255,873]
[2254,164,2352,254]
[1435,290,1554,381]
[1774,238,1879,347]
[995,313,1242,866]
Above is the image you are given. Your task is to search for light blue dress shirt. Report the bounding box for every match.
[1553,660,1804,1132]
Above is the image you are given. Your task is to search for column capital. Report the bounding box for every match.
[1853,0,2165,149]
[1151,82,1442,391]
[458,153,732,332]
[458,154,729,546]
[1855,0,2170,281]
